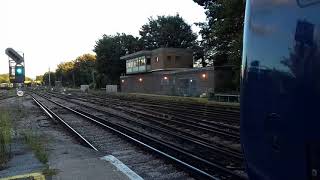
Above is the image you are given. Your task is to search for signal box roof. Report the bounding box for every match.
[120,48,193,61]
[120,50,152,60]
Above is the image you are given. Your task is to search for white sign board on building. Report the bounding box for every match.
[106,85,117,93]
[80,85,90,93]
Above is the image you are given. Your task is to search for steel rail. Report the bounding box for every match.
[47,92,240,139]
[41,92,243,160]
[33,92,246,180]
[64,91,240,125]
[31,94,98,151]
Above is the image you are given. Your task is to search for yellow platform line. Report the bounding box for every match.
[0,172,45,180]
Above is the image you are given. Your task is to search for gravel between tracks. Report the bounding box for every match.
[38,92,245,178]
[35,94,195,180]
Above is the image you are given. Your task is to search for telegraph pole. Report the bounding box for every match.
[92,71,96,89]
[48,67,51,89]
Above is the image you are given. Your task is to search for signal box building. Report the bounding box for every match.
[120,48,232,97]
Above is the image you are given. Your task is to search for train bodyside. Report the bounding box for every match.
[241,0,320,179]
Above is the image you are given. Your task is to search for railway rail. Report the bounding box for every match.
[31,93,198,179]
[86,91,240,111]
[31,90,246,179]
[43,91,241,154]
[49,91,240,131]
[70,92,240,125]
[42,92,242,160]
[47,91,240,144]
[0,95,15,101]
[57,90,239,117]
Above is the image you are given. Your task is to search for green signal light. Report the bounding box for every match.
[16,68,23,74]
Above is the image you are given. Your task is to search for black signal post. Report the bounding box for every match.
[5,48,25,84]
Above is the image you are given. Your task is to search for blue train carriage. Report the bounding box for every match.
[241,0,320,179]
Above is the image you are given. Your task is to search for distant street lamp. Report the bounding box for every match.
[202,73,207,78]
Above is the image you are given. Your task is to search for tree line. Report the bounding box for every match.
[0,74,34,84]
[43,1,245,90]
[0,74,9,83]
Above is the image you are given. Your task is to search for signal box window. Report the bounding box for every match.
[147,58,151,65]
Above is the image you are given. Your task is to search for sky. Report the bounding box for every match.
[0,0,206,79]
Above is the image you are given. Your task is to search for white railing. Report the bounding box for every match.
[213,93,240,103]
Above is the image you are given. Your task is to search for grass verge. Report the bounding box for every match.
[0,109,12,169]
[23,132,48,164]
[104,91,239,107]
[23,132,59,177]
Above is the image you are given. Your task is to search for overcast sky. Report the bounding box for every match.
[0,0,206,79]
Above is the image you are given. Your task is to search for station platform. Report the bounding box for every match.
[0,141,142,180]
[48,143,142,180]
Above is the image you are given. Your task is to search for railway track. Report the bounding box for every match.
[0,95,15,101]
[43,91,241,155]
[51,93,240,135]
[43,93,242,160]
[67,92,240,126]
[74,90,240,111]
[31,91,246,179]
[31,93,197,179]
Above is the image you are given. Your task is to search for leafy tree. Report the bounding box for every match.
[34,75,43,84]
[194,0,245,90]
[0,74,33,84]
[193,41,208,67]
[35,75,43,82]
[56,61,75,86]
[43,72,56,86]
[194,0,245,66]
[94,33,142,87]
[139,14,197,50]
[73,54,96,86]
[55,54,96,87]
[0,74,9,83]
[25,77,33,82]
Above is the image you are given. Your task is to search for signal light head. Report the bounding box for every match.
[14,65,25,83]
[16,67,23,74]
